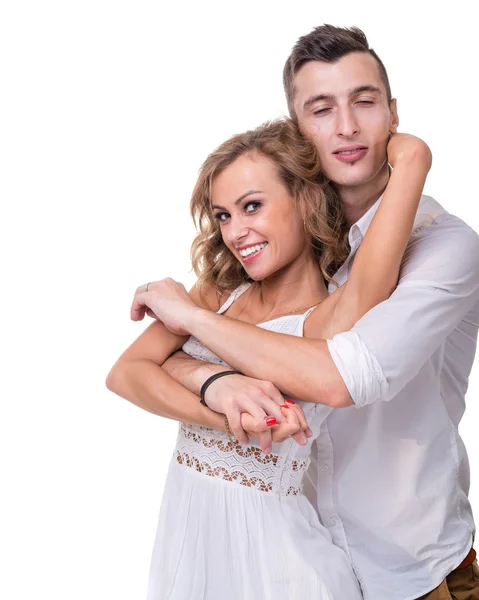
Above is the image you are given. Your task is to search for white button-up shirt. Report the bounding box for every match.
[311,194,479,599]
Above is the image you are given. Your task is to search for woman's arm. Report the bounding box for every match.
[109,286,307,451]
[105,319,225,430]
[307,133,432,339]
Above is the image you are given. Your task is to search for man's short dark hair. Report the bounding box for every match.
[283,24,392,121]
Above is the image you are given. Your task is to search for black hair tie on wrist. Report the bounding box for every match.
[200,370,243,406]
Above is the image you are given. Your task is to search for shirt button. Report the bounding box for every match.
[323,464,329,471]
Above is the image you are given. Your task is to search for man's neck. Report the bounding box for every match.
[336,163,390,227]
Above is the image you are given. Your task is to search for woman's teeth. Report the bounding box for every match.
[239,242,267,257]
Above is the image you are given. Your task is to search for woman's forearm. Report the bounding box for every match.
[106,358,226,430]
[348,139,431,303]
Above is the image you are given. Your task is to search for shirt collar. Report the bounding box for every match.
[348,196,382,246]
[348,193,445,247]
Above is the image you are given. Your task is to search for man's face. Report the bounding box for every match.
[293,52,399,190]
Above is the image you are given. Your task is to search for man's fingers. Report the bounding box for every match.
[130,295,147,321]
[146,308,159,320]
[291,430,309,445]
[258,429,273,455]
[242,399,270,428]
[258,397,285,423]
[229,412,249,446]
[260,381,285,406]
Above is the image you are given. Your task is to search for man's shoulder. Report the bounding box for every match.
[401,195,479,282]
[414,194,478,241]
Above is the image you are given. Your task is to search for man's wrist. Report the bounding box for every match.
[187,307,213,337]
[194,361,230,395]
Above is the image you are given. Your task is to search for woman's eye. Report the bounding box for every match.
[245,201,261,213]
[214,212,230,222]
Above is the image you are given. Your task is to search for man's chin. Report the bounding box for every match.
[325,163,387,190]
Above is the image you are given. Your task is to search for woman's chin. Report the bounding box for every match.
[244,266,270,282]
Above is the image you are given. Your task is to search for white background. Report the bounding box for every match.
[1,1,478,598]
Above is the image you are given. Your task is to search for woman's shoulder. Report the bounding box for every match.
[189,281,250,313]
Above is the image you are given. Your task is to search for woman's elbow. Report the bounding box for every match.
[105,361,125,395]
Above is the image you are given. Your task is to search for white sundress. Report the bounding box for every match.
[146,284,362,600]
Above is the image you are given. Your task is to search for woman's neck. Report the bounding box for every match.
[253,253,328,316]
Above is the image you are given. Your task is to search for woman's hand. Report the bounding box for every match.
[130,278,200,336]
[240,402,312,455]
[387,133,432,171]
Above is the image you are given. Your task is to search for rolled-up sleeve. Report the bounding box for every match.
[327,216,479,407]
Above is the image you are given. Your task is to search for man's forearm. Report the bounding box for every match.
[106,358,226,430]
[162,351,228,395]
[187,310,351,407]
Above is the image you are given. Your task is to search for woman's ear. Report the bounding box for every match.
[389,98,399,134]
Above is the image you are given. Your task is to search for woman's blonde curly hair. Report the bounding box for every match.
[190,119,349,296]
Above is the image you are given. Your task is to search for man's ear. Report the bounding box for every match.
[389,98,399,134]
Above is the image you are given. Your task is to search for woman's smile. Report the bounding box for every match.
[238,241,268,263]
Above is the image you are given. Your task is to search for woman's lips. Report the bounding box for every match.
[241,244,267,264]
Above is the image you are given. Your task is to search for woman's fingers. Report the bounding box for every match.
[240,413,276,454]
[238,400,312,452]
[284,399,311,437]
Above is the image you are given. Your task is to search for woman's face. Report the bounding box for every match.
[211,152,310,281]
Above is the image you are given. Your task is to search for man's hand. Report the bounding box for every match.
[203,373,312,454]
[241,403,312,455]
[130,278,199,336]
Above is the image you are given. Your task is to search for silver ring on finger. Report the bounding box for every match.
[145,282,151,292]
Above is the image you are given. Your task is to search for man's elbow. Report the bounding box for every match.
[330,388,354,408]
[324,381,353,408]
[305,378,353,408]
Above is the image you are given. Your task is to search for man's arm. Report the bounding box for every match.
[162,351,227,394]
[182,217,479,407]
[184,313,349,406]
[330,216,479,406]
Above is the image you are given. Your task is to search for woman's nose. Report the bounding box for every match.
[226,218,249,244]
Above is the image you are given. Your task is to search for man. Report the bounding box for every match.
[114,25,479,599]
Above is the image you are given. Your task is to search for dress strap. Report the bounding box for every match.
[301,305,318,321]
[217,282,252,314]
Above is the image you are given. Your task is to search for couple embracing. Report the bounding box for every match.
[107,24,479,600]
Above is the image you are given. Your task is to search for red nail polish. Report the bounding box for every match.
[285,399,295,405]
[265,417,277,426]
[280,404,290,409]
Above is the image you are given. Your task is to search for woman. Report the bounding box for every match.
[107,119,431,599]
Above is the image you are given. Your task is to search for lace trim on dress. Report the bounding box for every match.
[175,423,310,496]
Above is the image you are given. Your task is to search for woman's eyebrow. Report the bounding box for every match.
[212,190,263,210]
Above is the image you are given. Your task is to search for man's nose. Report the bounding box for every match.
[336,107,360,137]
